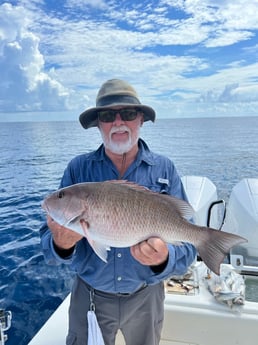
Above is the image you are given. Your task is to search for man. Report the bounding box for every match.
[40,79,196,345]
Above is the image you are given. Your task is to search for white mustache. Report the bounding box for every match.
[110,125,131,136]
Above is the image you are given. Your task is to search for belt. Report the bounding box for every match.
[80,277,147,297]
[114,283,148,296]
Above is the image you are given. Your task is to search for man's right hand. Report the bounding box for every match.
[47,215,83,250]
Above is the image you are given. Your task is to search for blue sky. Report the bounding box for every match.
[0,0,258,121]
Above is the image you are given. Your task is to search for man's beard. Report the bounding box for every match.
[100,125,140,154]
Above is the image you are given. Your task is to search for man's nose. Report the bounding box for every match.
[113,113,124,124]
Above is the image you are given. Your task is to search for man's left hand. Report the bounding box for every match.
[130,237,169,266]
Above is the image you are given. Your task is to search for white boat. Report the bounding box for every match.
[27,176,258,345]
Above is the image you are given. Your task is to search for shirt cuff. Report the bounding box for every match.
[50,238,75,263]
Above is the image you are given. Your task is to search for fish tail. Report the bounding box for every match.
[197,229,247,275]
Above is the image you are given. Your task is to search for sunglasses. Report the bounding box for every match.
[97,108,142,123]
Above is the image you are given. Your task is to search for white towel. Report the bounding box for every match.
[87,310,105,345]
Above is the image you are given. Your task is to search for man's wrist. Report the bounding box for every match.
[150,255,169,273]
[53,241,75,258]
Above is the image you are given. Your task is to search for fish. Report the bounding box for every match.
[42,180,247,275]
[206,265,245,308]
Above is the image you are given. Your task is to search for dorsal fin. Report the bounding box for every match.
[103,180,194,220]
[160,194,194,219]
[103,180,149,192]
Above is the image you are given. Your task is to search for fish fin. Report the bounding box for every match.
[161,195,194,220]
[89,240,110,263]
[104,180,194,220]
[104,180,149,191]
[80,219,110,262]
[197,229,247,275]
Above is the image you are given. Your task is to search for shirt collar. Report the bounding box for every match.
[136,139,155,166]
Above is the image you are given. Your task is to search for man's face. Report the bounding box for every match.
[98,107,143,155]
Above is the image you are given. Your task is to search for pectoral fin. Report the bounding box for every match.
[80,219,110,262]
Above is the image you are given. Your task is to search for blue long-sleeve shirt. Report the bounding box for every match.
[40,139,196,293]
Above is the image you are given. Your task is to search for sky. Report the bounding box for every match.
[0,0,258,121]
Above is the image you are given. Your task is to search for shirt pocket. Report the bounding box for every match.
[146,183,170,195]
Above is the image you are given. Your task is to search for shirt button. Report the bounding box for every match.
[117,253,122,258]
[117,276,122,281]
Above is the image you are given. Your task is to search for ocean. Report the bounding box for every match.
[0,116,258,344]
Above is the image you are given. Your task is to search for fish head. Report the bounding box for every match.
[42,186,85,227]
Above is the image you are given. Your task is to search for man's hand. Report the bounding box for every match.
[47,215,83,250]
[130,237,169,266]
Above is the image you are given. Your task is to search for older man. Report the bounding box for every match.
[40,79,196,345]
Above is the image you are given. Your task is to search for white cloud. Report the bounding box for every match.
[205,30,254,48]
[0,3,70,112]
[203,83,258,103]
[65,0,107,10]
[0,0,257,118]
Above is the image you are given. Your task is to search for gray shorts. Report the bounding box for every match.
[66,275,165,345]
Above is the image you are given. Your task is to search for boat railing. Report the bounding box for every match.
[0,309,12,345]
[207,199,226,229]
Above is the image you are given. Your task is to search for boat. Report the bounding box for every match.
[26,176,258,345]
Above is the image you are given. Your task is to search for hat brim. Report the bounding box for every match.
[79,103,156,129]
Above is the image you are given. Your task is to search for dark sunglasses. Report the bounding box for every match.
[97,108,142,123]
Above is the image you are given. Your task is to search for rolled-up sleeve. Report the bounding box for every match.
[165,243,196,276]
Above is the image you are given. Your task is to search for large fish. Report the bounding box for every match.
[42,180,247,275]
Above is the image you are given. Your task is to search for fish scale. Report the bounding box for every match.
[42,180,247,275]
[86,184,186,244]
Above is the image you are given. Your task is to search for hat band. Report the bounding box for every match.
[97,95,141,107]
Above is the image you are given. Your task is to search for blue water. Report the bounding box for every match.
[0,117,258,344]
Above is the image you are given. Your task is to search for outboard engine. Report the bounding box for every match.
[181,175,225,229]
[222,178,258,274]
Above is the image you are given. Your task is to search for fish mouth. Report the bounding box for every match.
[41,200,49,213]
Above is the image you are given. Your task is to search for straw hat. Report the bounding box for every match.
[79,79,156,129]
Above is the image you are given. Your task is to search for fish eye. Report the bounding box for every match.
[57,191,65,199]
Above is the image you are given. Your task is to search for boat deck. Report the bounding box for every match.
[28,263,258,345]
